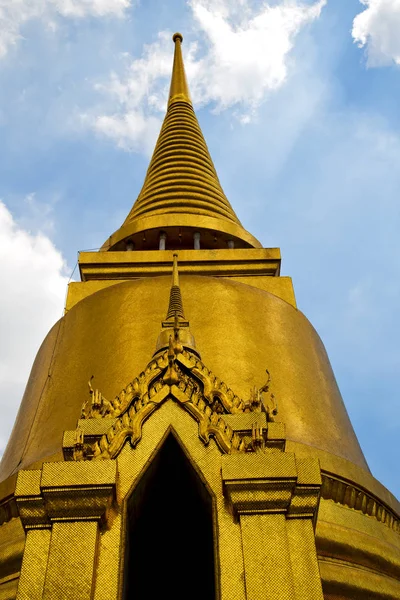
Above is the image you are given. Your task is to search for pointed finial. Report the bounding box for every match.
[172,252,179,287]
[169,32,192,107]
[154,253,199,356]
[165,254,186,321]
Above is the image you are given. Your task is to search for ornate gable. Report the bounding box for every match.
[63,255,279,462]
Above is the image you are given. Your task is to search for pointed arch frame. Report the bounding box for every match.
[116,423,222,600]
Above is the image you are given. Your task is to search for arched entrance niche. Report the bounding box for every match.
[123,431,216,599]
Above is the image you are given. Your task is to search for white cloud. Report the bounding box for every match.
[352,0,400,66]
[0,0,130,59]
[0,200,69,456]
[19,192,58,235]
[188,0,326,111]
[50,0,130,18]
[92,113,162,154]
[80,38,173,153]
[86,0,325,151]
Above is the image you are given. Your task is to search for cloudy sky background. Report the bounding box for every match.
[0,0,399,496]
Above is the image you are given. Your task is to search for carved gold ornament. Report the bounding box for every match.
[69,255,280,462]
[74,346,278,461]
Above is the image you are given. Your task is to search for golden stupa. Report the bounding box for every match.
[0,33,399,600]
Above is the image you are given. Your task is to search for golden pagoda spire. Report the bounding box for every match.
[102,33,261,251]
[124,32,240,227]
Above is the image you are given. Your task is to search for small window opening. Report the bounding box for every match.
[124,433,216,600]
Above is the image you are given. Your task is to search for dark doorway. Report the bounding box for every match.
[124,433,216,600]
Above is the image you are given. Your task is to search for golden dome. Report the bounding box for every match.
[0,275,369,478]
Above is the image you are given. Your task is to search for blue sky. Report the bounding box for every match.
[0,0,399,497]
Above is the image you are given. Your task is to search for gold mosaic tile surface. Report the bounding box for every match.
[43,521,98,600]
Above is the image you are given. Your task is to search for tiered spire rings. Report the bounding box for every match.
[102,33,261,251]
